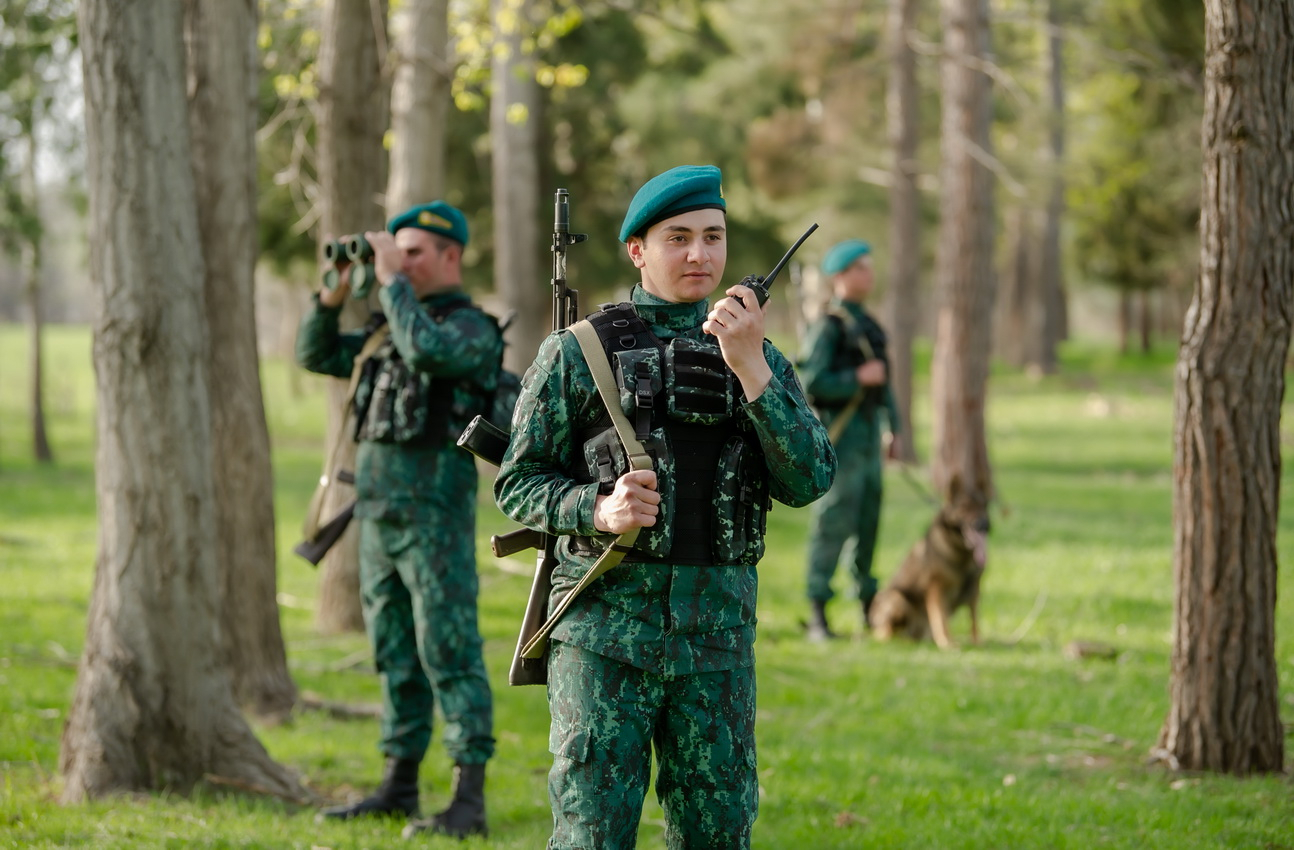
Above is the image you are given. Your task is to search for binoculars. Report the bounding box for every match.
[321,233,378,298]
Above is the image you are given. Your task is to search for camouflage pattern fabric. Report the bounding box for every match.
[359,515,494,763]
[296,279,499,764]
[798,298,901,604]
[495,284,834,848]
[546,640,757,849]
[495,285,837,675]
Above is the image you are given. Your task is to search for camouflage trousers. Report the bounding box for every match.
[546,641,758,850]
[805,415,884,604]
[358,516,495,765]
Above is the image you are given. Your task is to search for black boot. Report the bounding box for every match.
[317,756,420,822]
[402,762,487,840]
[807,599,837,642]
[861,596,874,632]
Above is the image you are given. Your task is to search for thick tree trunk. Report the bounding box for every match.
[185,0,296,719]
[62,0,303,802]
[1157,0,1291,775]
[314,0,390,634]
[386,0,449,214]
[492,0,545,372]
[885,0,920,463]
[931,0,996,503]
[1036,0,1065,371]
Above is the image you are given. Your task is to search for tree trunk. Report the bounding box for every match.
[62,0,303,802]
[314,0,390,634]
[931,0,996,504]
[1036,0,1066,371]
[1118,289,1131,355]
[386,0,449,214]
[1138,289,1152,354]
[492,0,545,372]
[185,0,296,719]
[994,204,1034,369]
[1157,0,1290,776]
[885,0,920,463]
[21,124,52,464]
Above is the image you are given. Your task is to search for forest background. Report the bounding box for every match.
[1,0,1205,356]
[1,0,1291,845]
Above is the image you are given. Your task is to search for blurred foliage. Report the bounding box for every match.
[8,0,1214,316]
[0,0,78,259]
[256,0,324,275]
[1068,0,1204,296]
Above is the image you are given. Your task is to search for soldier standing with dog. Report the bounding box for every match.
[800,239,903,641]
[495,165,836,848]
[296,201,498,838]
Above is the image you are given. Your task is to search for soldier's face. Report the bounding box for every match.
[398,228,457,295]
[837,257,874,302]
[627,208,727,304]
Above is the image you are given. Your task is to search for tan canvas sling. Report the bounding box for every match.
[518,319,655,659]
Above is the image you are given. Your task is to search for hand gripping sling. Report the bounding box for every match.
[517,318,655,659]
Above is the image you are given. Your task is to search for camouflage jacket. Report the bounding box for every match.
[799,298,902,441]
[296,279,503,522]
[495,285,836,675]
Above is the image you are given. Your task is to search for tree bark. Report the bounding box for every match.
[185,0,296,719]
[1158,0,1291,775]
[386,0,449,214]
[931,0,996,503]
[492,0,545,372]
[885,0,920,463]
[62,0,303,801]
[314,0,390,634]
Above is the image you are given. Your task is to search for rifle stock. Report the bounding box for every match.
[293,500,355,566]
[508,544,556,685]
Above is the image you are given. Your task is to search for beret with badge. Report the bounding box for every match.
[619,164,727,242]
[386,200,470,247]
[821,239,872,276]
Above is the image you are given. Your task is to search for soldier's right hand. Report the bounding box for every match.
[856,360,887,387]
[319,263,352,308]
[592,469,660,534]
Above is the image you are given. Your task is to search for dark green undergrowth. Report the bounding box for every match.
[1,324,1291,849]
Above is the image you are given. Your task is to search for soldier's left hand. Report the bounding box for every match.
[705,285,772,400]
[365,231,402,286]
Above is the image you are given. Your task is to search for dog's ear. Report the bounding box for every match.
[947,471,963,502]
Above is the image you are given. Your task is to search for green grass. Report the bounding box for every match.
[1,324,1292,849]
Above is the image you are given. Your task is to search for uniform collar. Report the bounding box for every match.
[830,296,867,317]
[631,284,710,335]
[420,287,469,306]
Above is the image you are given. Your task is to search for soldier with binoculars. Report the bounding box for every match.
[297,201,500,838]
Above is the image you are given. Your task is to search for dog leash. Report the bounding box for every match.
[894,461,941,508]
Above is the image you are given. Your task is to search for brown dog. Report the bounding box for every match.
[869,480,989,649]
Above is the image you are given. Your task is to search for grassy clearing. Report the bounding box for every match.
[0,324,1291,849]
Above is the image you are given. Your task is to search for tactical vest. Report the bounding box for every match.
[568,302,772,567]
[818,305,890,410]
[352,302,499,446]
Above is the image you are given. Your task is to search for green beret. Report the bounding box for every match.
[619,165,726,242]
[821,239,872,275]
[386,200,469,246]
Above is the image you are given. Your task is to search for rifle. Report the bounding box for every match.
[457,189,585,686]
[292,470,356,565]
